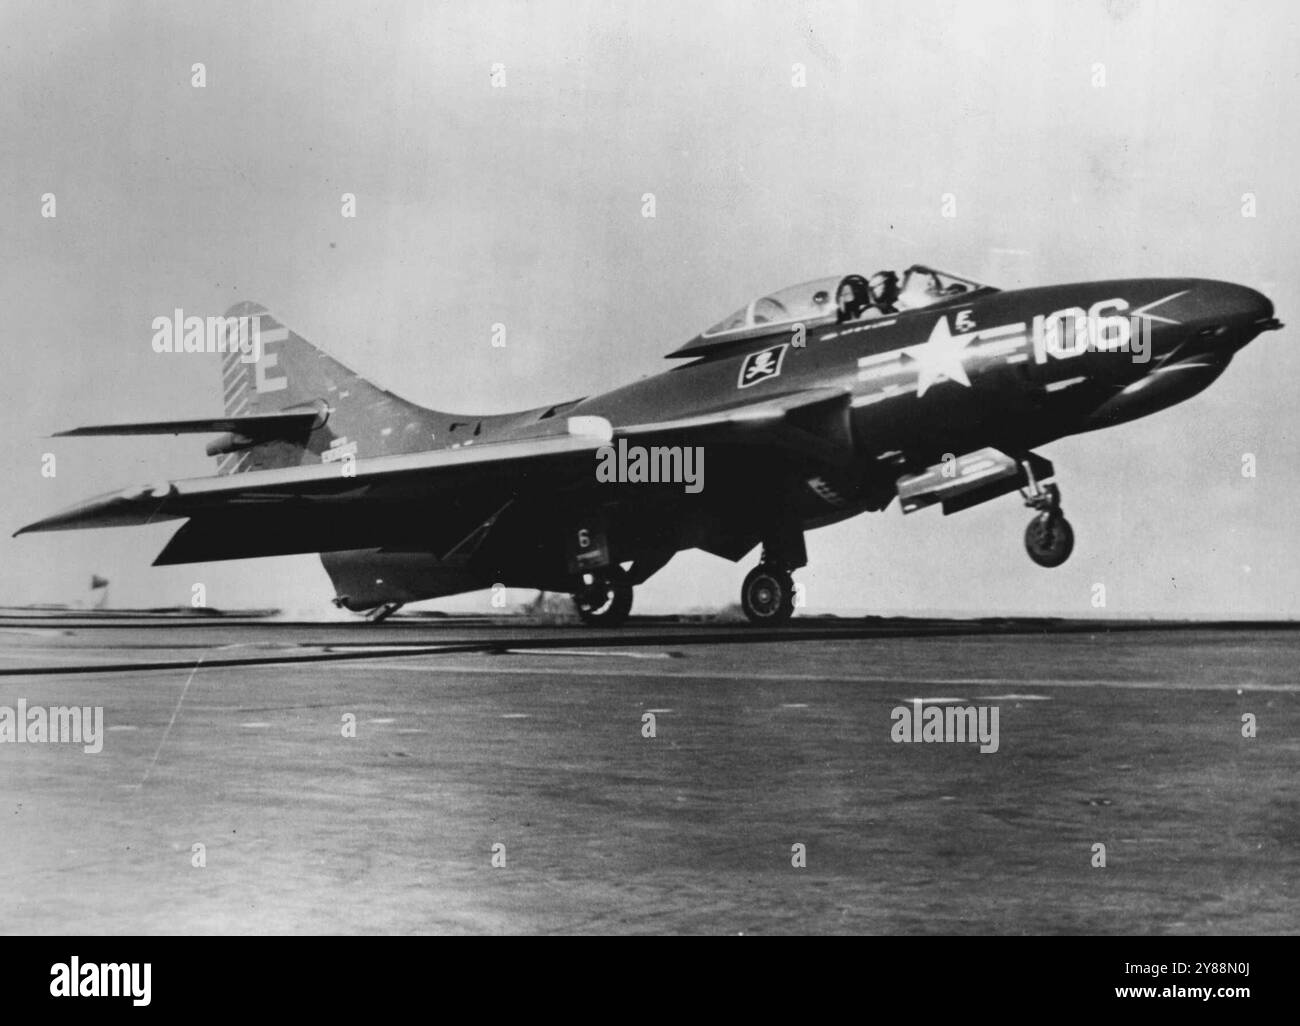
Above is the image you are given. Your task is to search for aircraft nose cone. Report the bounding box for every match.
[1200,280,1273,322]
[1168,280,1281,350]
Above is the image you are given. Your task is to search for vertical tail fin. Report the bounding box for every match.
[216,301,439,474]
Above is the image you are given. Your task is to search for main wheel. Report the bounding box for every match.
[741,563,796,625]
[573,570,634,626]
[1025,512,1075,567]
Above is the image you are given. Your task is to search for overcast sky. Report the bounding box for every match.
[3,0,1298,617]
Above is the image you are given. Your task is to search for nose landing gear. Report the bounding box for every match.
[1025,507,1074,567]
[1021,463,1074,568]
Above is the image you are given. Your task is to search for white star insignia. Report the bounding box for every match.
[901,316,976,397]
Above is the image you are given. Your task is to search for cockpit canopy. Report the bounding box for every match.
[669,265,996,358]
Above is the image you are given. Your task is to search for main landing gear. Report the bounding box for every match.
[1021,463,1074,568]
[741,562,796,625]
[573,566,634,627]
[741,525,805,626]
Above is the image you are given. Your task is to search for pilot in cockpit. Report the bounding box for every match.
[921,271,968,300]
[835,275,872,322]
[867,270,900,315]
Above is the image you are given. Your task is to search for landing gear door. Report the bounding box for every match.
[566,514,611,575]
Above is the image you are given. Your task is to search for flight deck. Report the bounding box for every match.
[0,615,1295,934]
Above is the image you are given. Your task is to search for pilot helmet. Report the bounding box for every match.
[837,274,870,301]
[835,275,872,319]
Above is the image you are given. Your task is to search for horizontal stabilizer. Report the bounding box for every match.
[13,425,610,549]
[53,411,325,438]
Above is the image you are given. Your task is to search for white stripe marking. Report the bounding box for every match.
[502,648,672,660]
[1130,290,1188,325]
[136,655,205,788]
[318,662,1300,693]
[978,694,1051,701]
[858,351,902,368]
[978,323,1025,339]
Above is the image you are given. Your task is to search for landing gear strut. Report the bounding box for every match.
[741,560,796,625]
[573,567,634,627]
[1020,463,1074,568]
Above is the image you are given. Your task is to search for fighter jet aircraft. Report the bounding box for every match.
[17,265,1281,625]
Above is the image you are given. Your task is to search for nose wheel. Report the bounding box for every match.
[1024,510,1074,567]
[573,568,634,626]
[741,563,796,625]
[1020,473,1075,568]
